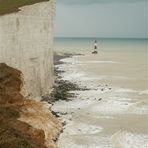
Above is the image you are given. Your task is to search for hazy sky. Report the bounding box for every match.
[54,0,148,38]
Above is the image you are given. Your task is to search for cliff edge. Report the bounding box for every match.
[0,0,56,98]
[0,63,62,148]
[0,0,49,15]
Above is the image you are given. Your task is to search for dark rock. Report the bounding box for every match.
[42,53,90,104]
[101,88,104,91]
[51,111,60,118]
[62,121,66,126]
[42,78,88,103]
[98,98,102,101]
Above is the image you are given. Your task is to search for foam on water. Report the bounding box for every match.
[111,131,148,148]
[54,53,148,148]
[60,58,118,64]
[139,90,148,95]
[63,122,103,135]
[58,136,112,148]
[57,57,137,86]
[115,88,148,95]
[56,57,148,116]
[128,100,148,114]
[90,99,133,115]
[53,98,96,112]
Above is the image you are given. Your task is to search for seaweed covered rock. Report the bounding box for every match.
[42,68,89,103]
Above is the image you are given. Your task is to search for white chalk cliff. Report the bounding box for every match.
[0,0,56,98]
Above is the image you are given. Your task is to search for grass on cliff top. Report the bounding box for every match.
[0,0,49,15]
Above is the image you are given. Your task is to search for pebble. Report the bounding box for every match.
[101,88,104,91]
[98,98,102,101]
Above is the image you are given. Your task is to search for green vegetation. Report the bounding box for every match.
[0,0,49,15]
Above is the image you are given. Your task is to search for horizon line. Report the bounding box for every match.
[54,36,148,39]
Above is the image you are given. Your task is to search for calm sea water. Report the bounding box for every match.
[54,37,148,53]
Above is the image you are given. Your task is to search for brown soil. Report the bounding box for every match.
[0,63,48,148]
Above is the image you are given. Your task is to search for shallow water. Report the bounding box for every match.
[53,39,148,148]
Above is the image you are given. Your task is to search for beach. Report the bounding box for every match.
[52,38,148,148]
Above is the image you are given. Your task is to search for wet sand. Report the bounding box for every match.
[53,51,148,148]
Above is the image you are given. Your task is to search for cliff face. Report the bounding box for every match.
[0,1,62,148]
[0,0,56,98]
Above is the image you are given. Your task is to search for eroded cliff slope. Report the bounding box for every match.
[0,63,62,148]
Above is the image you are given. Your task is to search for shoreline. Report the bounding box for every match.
[51,51,148,148]
[42,52,87,118]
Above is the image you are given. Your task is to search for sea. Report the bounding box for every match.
[54,37,147,53]
[53,37,148,148]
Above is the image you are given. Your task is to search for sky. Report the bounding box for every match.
[54,0,148,38]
